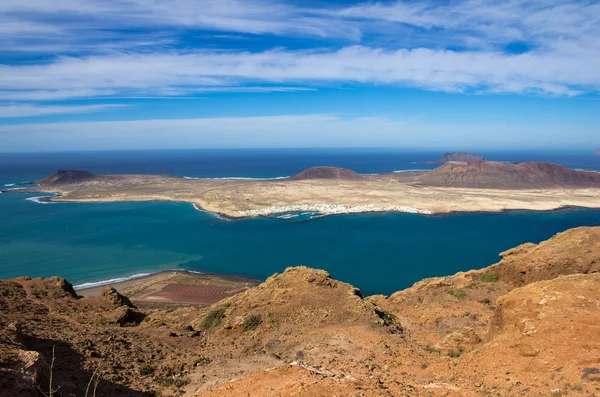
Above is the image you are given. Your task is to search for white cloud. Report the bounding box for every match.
[0,0,599,98]
[0,89,119,101]
[0,104,127,118]
[0,46,598,97]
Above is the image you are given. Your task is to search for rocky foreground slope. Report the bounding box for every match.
[1,227,600,396]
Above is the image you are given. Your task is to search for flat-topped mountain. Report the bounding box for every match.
[414,161,600,188]
[36,170,95,186]
[420,151,485,164]
[290,166,362,181]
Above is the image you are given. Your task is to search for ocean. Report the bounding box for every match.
[2,149,600,296]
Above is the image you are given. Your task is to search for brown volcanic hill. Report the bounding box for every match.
[36,170,95,186]
[289,166,363,180]
[414,160,600,188]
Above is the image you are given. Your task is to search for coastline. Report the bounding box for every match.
[21,188,600,220]
[5,169,600,219]
[77,270,261,306]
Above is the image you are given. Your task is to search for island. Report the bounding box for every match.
[5,161,600,218]
[419,151,485,164]
[595,148,600,156]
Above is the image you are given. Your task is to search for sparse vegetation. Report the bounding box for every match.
[139,363,155,376]
[375,308,395,326]
[423,345,440,354]
[201,306,227,330]
[154,375,190,388]
[445,288,467,299]
[84,359,104,397]
[447,350,461,358]
[38,346,60,397]
[241,314,262,331]
[582,367,600,380]
[479,271,499,282]
[479,297,492,305]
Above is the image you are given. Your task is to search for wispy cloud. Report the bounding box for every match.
[1,0,599,99]
[1,46,597,97]
[0,104,127,118]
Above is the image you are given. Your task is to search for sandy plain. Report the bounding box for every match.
[16,173,600,218]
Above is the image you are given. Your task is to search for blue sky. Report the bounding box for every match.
[1,0,599,152]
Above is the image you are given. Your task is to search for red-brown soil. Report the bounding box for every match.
[1,227,599,397]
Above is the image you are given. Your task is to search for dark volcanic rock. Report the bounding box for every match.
[414,161,600,188]
[36,170,95,186]
[290,166,363,181]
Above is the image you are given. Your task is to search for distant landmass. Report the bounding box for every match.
[290,166,363,181]
[36,170,95,186]
[594,149,600,156]
[8,159,600,218]
[419,151,485,164]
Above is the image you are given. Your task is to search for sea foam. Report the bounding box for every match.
[26,195,56,204]
[74,272,152,290]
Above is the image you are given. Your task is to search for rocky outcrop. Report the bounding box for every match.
[290,166,363,181]
[488,226,600,286]
[101,286,136,308]
[0,278,199,396]
[414,160,600,188]
[36,170,95,186]
[12,276,79,299]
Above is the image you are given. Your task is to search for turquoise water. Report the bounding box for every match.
[2,149,600,296]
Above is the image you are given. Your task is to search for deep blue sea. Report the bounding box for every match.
[2,149,600,296]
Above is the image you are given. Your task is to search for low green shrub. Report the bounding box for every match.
[139,363,154,376]
[201,306,227,330]
[478,271,499,282]
[445,288,467,300]
[241,315,262,331]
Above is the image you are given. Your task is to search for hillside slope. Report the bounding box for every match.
[1,227,599,396]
